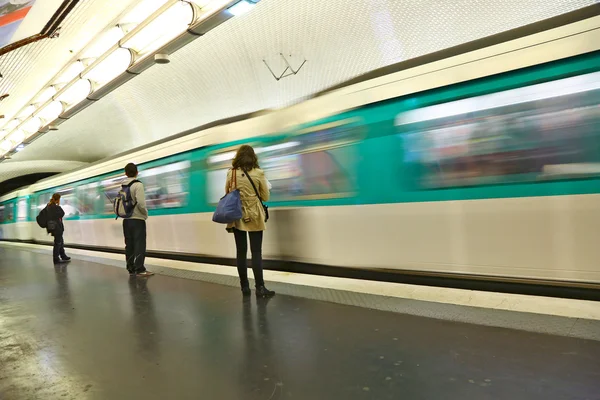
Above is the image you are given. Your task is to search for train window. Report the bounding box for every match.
[139,160,191,209]
[16,199,27,222]
[57,188,79,218]
[100,160,191,213]
[100,175,122,214]
[206,142,260,204]
[206,120,362,203]
[397,71,600,188]
[76,182,101,216]
[0,203,14,223]
[36,193,52,214]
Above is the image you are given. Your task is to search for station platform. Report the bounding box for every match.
[1,243,599,400]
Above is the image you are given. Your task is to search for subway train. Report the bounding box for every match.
[1,16,600,285]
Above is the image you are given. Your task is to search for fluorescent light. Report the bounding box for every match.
[8,130,25,145]
[35,86,58,104]
[57,79,92,106]
[22,117,42,134]
[55,61,85,84]
[5,119,20,130]
[15,144,25,152]
[36,101,64,123]
[17,105,36,119]
[120,0,170,25]
[121,1,194,56]
[0,130,7,140]
[0,140,11,152]
[187,0,214,7]
[82,27,125,58]
[228,0,255,16]
[84,48,133,87]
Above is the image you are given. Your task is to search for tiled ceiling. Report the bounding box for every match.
[0,160,86,183]
[2,0,598,180]
[0,0,138,129]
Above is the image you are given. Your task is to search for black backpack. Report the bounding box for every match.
[36,207,48,229]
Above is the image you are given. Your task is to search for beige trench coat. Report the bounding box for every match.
[225,168,270,232]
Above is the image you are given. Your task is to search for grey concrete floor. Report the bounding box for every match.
[0,246,599,400]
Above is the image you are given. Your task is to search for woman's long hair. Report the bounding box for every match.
[232,145,259,171]
[48,193,61,206]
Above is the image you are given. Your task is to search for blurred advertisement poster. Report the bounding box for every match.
[0,0,36,47]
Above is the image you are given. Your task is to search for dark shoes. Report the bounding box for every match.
[53,258,70,265]
[240,281,275,298]
[255,285,275,298]
[135,271,154,277]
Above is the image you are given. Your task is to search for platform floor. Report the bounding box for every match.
[1,247,599,400]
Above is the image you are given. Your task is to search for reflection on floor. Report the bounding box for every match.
[0,246,599,400]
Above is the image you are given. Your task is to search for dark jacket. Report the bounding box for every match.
[46,203,65,235]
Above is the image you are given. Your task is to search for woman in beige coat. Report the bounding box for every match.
[225,145,275,298]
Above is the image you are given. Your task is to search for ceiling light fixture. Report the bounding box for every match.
[57,79,92,107]
[228,0,256,16]
[36,101,65,124]
[121,1,194,58]
[55,61,86,84]
[0,0,262,156]
[35,86,58,104]
[0,140,11,152]
[22,117,42,135]
[17,105,36,119]
[5,119,20,131]
[8,130,25,145]
[82,26,125,58]
[84,48,133,88]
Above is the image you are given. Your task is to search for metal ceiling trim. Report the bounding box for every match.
[41,0,80,36]
[59,99,95,120]
[127,32,197,74]
[188,7,235,36]
[126,1,239,73]
[87,72,137,101]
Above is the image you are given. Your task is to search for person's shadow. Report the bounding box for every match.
[128,277,159,360]
[54,264,74,324]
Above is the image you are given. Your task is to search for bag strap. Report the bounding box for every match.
[243,169,263,202]
[125,179,140,188]
[228,168,238,193]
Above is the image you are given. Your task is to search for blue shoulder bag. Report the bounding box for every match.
[212,169,243,224]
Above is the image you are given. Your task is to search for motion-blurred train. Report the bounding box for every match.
[2,15,600,284]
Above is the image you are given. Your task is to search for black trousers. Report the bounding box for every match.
[123,219,147,274]
[52,231,67,262]
[233,229,264,287]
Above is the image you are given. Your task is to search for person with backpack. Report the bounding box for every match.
[118,163,154,277]
[45,193,70,265]
[225,145,274,298]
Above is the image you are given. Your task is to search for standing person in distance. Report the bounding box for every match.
[225,145,275,298]
[122,163,154,277]
[47,193,71,265]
